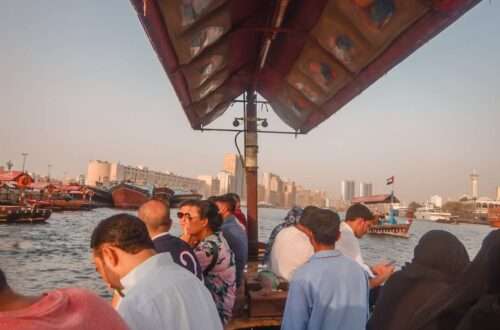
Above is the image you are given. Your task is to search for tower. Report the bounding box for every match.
[470,169,479,200]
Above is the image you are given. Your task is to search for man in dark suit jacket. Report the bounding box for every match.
[138,199,202,280]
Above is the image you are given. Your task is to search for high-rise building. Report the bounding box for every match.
[197,175,220,198]
[470,169,479,199]
[223,154,245,198]
[359,182,373,197]
[283,181,297,209]
[217,171,234,195]
[262,172,284,207]
[341,180,355,202]
[496,186,500,201]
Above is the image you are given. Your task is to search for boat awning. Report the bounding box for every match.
[130,0,480,133]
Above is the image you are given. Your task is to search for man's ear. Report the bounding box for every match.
[101,245,119,267]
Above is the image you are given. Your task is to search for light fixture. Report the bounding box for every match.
[233,118,240,127]
[261,119,268,128]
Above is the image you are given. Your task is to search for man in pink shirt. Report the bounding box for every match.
[0,268,129,330]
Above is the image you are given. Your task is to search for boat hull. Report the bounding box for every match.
[111,183,150,209]
[368,223,411,238]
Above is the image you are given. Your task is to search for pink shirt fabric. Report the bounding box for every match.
[0,288,129,330]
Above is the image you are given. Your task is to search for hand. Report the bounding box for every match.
[372,262,395,280]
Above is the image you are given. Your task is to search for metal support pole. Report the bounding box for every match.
[245,89,259,259]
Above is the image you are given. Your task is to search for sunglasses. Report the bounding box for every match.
[177,212,198,221]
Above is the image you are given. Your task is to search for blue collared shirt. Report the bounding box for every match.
[282,250,369,330]
[221,215,248,287]
[117,253,222,330]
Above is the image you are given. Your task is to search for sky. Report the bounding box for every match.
[1,1,499,203]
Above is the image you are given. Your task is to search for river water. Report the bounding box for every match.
[0,208,494,298]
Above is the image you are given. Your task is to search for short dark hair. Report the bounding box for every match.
[0,268,7,291]
[226,193,241,203]
[299,206,320,226]
[214,195,236,213]
[302,209,340,246]
[90,213,154,254]
[180,199,223,232]
[345,203,374,221]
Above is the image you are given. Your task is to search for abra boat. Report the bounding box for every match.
[414,206,452,222]
[0,205,51,224]
[368,210,411,238]
[170,190,202,208]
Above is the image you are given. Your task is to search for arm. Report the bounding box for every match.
[369,263,395,288]
[281,278,310,330]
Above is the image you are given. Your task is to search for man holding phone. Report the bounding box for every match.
[336,203,395,288]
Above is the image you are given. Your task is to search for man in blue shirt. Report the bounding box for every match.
[282,208,369,330]
[138,199,202,280]
[214,195,248,288]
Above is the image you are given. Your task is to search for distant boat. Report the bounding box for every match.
[170,190,202,208]
[414,206,452,222]
[111,182,152,209]
[0,205,51,224]
[368,210,411,238]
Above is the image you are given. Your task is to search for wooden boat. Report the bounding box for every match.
[488,208,500,228]
[152,187,175,204]
[170,191,203,208]
[0,205,51,224]
[368,211,411,238]
[87,186,114,207]
[111,182,152,209]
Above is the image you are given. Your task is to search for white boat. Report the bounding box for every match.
[414,207,452,222]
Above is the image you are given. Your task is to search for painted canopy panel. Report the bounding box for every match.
[130,0,481,132]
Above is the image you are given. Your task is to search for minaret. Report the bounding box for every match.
[470,169,479,199]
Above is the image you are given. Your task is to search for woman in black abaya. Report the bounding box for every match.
[367,230,470,330]
[409,229,500,330]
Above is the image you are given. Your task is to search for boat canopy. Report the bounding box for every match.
[130,0,480,133]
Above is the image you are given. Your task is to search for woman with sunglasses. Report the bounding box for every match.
[179,200,236,325]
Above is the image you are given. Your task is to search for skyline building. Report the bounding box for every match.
[197,175,220,198]
[341,180,355,202]
[283,180,297,209]
[223,154,245,198]
[359,182,373,197]
[496,186,500,201]
[217,170,234,195]
[470,169,479,199]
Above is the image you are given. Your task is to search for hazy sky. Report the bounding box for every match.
[1,1,499,203]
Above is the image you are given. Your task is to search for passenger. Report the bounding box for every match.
[0,268,129,330]
[336,203,394,288]
[213,194,248,288]
[226,193,247,230]
[90,213,222,330]
[409,229,500,330]
[263,206,303,264]
[179,200,236,325]
[138,199,202,280]
[268,206,317,281]
[282,209,369,330]
[367,230,470,330]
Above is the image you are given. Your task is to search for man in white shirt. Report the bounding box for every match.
[269,207,317,281]
[91,213,222,330]
[336,203,394,288]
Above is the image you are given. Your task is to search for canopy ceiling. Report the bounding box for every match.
[130,0,480,133]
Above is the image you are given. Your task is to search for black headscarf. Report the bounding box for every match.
[409,229,500,330]
[367,230,469,330]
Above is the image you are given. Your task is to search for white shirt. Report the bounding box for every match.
[117,253,222,330]
[336,222,375,277]
[269,226,314,281]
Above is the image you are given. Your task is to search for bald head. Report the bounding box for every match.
[138,200,171,236]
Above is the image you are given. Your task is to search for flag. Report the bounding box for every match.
[386,176,394,185]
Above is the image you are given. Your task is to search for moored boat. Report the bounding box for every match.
[414,206,452,222]
[170,191,203,208]
[111,182,152,209]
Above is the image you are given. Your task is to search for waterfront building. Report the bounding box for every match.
[470,169,479,199]
[263,172,284,207]
[430,195,443,208]
[223,154,245,199]
[341,180,355,202]
[217,170,234,195]
[359,182,373,197]
[86,160,204,192]
[257,184,266,203]
[0,171,34,186]
[497,186,500,201]
[197,175,220,198]
[296,186,327,208]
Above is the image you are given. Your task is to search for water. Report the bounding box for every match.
[0,208,494,298]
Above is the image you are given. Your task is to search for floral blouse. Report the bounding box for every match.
[194,231,236,324]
